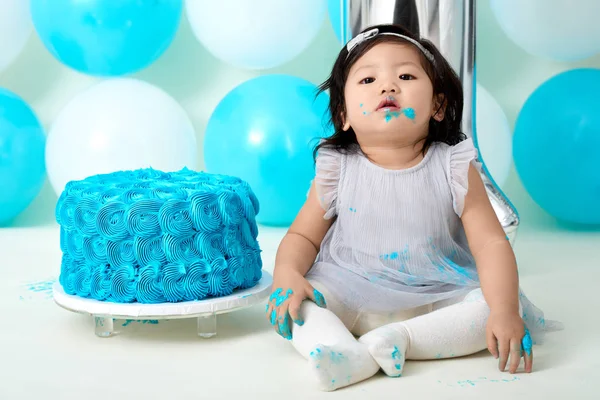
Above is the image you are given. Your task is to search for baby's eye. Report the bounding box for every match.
[399,74,415,80]
[360,77,375,84]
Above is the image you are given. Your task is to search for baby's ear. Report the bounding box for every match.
[340,111,351,131]
[432,94,446,122]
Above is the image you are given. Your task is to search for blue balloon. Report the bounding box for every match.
[513,68,600,225]
[328,0,350,43]
[204,74,332,226]
[0,88,46,225]
[30,0,182,76]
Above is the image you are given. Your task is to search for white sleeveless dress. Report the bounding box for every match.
[305,138,554,342]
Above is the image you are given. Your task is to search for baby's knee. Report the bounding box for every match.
[306,279,357,329]
[464,288,485,303]
[462,289,491,319]
[464,288,524,316]
[306,280,339,311]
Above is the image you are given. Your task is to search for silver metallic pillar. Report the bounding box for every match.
[344,0,520,244]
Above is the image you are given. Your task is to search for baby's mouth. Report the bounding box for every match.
[376,96,400,111]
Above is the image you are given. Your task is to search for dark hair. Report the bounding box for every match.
[314,24,466,160]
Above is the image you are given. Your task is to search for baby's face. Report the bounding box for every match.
[343,42,439,143]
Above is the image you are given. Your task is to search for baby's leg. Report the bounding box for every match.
[291,282,379,391]
[359,289,491,377]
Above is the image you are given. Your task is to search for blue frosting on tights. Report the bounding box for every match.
[56,167,262,303]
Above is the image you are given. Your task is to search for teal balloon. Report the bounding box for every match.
[0,88,46,225]
[328,0,349,43]
[513,68,600,225]
[30,0,182,76]
[204,74,332,226]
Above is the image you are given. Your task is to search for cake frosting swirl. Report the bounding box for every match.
[56,168,262,303]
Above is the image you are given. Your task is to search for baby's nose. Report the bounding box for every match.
[380,79,398,94]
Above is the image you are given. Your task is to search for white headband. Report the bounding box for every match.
[345,28,435,63]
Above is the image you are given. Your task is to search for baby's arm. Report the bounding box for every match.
[461,165,519,314]
[460,164,531,373]
[275,180,333,277]
[266,181,334,338]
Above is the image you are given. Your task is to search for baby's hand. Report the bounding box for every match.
[486,309,533,374]
[265,268,326,340]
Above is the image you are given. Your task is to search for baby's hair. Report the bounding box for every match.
[314,24,466,161]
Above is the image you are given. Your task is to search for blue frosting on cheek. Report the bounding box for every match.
[382,107,415,123]
[56,168,262,304]
[384,109,401,122]
[402,107,416,120]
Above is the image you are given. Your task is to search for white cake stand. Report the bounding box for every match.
[52,271,272,338]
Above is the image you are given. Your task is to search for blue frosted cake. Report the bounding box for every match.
[55,168,262,303]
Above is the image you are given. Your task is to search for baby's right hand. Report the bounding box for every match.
[265,268,327,340]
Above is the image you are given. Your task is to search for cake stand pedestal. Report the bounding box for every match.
[52,271,272,338]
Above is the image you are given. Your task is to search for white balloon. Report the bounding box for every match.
[490,0,600,61]
[0,0,32,72]
[475,84,512,188]
[46,79,197,195]
[185,0,326,69]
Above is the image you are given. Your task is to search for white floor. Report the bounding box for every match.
[1,225,599,399]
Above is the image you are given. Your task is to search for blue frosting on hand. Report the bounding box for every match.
[521,327,533,356]
[56,167,262,304]
[313,289,327,308]
[279,312,292,340]
[267,287,300,338]
[269,287,293,306]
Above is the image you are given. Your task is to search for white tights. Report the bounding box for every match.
[291,281,502,391]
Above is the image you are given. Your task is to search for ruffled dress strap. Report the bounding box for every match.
[449,138,481,217]
[314,145,342,220]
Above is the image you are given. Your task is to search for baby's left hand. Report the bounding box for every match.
[486,309,532,374]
